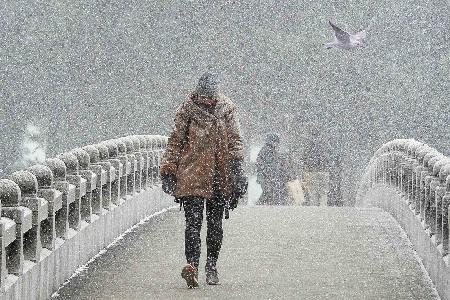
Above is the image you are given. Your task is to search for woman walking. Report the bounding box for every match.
[160,72,247,288]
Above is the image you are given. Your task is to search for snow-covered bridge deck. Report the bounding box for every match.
[53,206,439,299]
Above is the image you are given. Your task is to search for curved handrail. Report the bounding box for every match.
[0,134,169,299]
[355,138,450,299]
[357,139,450,207]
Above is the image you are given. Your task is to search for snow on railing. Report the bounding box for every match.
[356,139,450,255]
[0,135,168,298]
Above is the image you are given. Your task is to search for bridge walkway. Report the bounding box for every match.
[53,206,439,299]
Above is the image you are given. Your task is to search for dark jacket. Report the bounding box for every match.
[256,143,292,205]
[302,134,329,172]
[256,144,278,184]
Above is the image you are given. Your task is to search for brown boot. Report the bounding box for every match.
[181,263,199,288]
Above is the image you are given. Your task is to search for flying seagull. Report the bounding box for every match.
[323,21,367,50]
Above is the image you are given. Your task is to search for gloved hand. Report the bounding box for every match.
[161,174,176,196]
[229,196,238,210]
[234,175,248,200]
[229,159,248,210]
[229,179,248,210]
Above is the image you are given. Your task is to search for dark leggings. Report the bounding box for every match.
[182,197,224,268]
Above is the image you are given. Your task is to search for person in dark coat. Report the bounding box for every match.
[301,128,330,206]
[256,134,292,205]
[327,152,344,206]
[160,72,247,288]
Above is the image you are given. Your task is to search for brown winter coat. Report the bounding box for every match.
[160,93,244,200]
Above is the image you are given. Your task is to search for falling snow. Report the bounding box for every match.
[1,1,449,205]
[1,1,449,299]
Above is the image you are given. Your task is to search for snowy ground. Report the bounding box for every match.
[53,206,440,300]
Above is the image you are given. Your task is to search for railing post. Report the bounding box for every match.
[0,206,15,292]
[45,158,74,240]
[82,146,107,216]
[102,141,123,206]
[383,154,389,185]
[115,140,130,200]
[8,171,48,262]
[434,186,446,246]
[398,156,404,192]
[131,136,144,193]
[423,154,443,234]
[0,215,5,291]
[382,155,389,184]
[417,151,433,223]
[71,149,97,224]
[154,136,165,184]
[374,160,380,183]
[145,135,156,187]
[411,162,417,209]
[443,175,450,256]
[57,153,86,231]
[409,144,423,214]
[119,137,136,197]
[408,161,419,210]
[392,153,400,187]
[431,160,450,250]
[415,165,427,217]
[0,179,32,278]
[419,169,430,223]
[148,135,161,185]
[93,144,115,211]
[428,178,440,236]
[137,136,149,189]
[27,165,62,251]
[402,158,413,204]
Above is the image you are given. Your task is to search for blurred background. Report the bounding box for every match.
[1,0,449,205]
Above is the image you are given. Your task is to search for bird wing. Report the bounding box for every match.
[329,21,350,43]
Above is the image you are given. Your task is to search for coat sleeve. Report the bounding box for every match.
[160,104,190,176]
[225,103,244,161]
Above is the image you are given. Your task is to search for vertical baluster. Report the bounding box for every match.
[115,140,129,201]
[82,146,107,216]
[8,171,48,262]
[71,149,97,224]
[119,137,136,197]
[137,136,149,189]
[27,165,62,251]
[45,158,75,240]
[131,136,144,193]
[57,153,85,231]
[443,175,450,256]
[434,186,446,245]
[0,180,32,279]
[102,141,123,206]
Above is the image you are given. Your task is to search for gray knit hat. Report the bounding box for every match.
[196,72,220,98]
